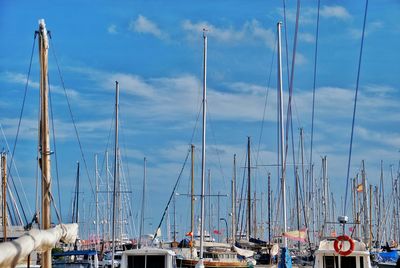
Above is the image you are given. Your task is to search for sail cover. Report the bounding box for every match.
[0,223,78,267]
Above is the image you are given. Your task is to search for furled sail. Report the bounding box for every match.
[0,223,78,267]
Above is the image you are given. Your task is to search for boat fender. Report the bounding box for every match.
[333,235,355,256]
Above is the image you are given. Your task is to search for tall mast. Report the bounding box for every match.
[246,137,251,240]
[139,157,146,248]
[95,154,99,248]
[322,156,327,236]
[268,173,271,244]
[231,154,236,244]
[191,144,195,251]
[106,150,110,241]
[1,153,7,241]
[111,81,119,265]
[38,19,52,268]
[277,22,287,248]
[198,28,207,266]
[74,161,80,249]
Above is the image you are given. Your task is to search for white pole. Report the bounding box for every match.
[277,22,287,248]
[198,29,207,268]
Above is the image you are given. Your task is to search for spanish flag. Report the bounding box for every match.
[283,228,307,242]
[356,184,363,192]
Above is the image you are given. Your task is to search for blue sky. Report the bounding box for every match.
[1,0,399,239]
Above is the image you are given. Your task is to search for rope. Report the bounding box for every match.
[5,33,37,226]
[48,77,63,220]
[343,0,369,217]
[309,0,321,245]
[284,0,301,170]
[152,149,190,242]
[256,34,276,165]
[309,0,321,176]
[49,37,95,196]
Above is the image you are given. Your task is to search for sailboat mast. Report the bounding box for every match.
[111,81,119,264]
[231,154,236,244]
[95,154,99,248]
[277,22,287,247]
[191,144,195,250]
[139,157,146,248]
[38,19,52,268]
[246,137,251,240]
[1,153,7,241]
[199,28,207,262]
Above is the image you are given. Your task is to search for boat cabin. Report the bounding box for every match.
[314,239,372,268]
[120,248,177,268]
[52,250,99,268]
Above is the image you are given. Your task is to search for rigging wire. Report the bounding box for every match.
[309,0,321,243]
[256,34,277,165]
[343,0,369,217]
[5,33,38,226]
[49,36,95,197]
[48,77,63,220]
[284,0,301,169]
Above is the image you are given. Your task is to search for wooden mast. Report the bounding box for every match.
[38,19,52,268]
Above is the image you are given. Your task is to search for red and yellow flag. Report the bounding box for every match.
[283,228,307,242]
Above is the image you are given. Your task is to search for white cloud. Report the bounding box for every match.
[107,24,118,34]
[182,20,245,43]
[0,71,79,98]
[182,19,275,49]
[299,32,315,43]
[129,15,167,40]
[348,20,384,39]
[320,5,351,20]
[356,126,400,148]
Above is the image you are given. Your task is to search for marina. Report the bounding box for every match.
[1,0,400,267]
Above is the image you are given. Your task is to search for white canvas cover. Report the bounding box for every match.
[0,223,78,267]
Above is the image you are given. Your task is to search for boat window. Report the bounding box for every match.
[323,256,338,268]
[147,255,165,268]
[128,255,145,268]
[360,256,364,268]
[341,256,356,268]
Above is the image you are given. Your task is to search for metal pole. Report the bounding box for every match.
[111,81,119,266]
[277,21,287,247]
[247,136,251,240]
[231,154,236,244]
[199,28,207,263]
[95,154,99,249]
[191,144,195,253]
[139,157,146,248]
[218,192,220,242]
[1,153,7,241]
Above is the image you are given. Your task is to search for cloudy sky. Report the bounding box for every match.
[0,0,399,239]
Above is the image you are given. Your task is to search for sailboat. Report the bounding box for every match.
[0,19,78,268]
[175,29,248,268]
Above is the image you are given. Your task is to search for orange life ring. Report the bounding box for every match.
[334,235,355,256]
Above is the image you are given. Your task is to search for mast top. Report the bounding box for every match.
[38,19,49,48]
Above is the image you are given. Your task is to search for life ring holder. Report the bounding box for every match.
[334,235,355,256]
